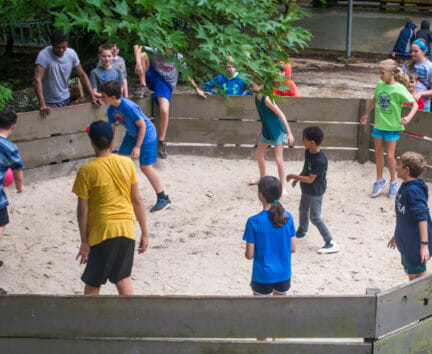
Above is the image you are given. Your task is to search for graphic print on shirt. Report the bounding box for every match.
[378,92,391,109]
[307,162,327,174]
[114,113,126,125]
[396,192,406,214]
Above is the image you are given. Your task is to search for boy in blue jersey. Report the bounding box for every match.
[203,56,251,96]
[286,126,338,254]
[388,152,432,280]
[100,81,171,212]
[0,110,24,291]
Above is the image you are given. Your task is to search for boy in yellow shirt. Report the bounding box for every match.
[73,120,148,295]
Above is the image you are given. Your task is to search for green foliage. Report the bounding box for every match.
[0,83,13,110]
[49,0,311,95]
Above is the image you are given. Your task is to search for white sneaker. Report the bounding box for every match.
[317,241,340,254]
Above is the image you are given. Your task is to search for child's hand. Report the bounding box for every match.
[131,147,140,159]
[387,236,396,249]
[360,114,368,125]
[138,234,149,254]
[420,244,430,264]
[195,88,208,99]
[401,116,410,125]
[412,92,421,102]
[39,105,52,116]
[287,133,294,147]
[76,242,90,264]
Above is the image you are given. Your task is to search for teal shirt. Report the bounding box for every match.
[255,95,286,140]
[374,80,414,131]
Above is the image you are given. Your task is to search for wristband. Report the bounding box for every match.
[421,241,429,245]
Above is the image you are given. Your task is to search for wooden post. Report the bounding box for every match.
[357,99,369,164]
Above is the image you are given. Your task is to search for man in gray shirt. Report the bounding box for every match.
[33,29,100,116]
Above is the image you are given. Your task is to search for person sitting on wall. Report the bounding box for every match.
[416,20,432,55]
[391,22,417,57]
[33,28,101,116]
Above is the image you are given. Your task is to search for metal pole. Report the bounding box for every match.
[346,0,353,57]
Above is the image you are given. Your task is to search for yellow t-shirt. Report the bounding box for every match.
[72,154,138,247]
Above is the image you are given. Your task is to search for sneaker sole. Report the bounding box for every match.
[296,234,308,239]
[317,248,340,254]
[150,203,171,213]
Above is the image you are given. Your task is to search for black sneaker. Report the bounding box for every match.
[317,241,340,254]
[296,229,308,239]
[0,288,7,295]
[150,196,171,212]
[158,140,167,159]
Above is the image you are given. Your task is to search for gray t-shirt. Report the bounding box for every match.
[90,66,123,92]
[35,46,80,104]
[144,46,184,88]
[403,59,432,110]
[98,56,127,78]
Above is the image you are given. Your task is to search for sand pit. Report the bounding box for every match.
[0,154,418,296]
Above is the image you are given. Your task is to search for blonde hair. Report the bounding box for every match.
[379,59,409,87]
[400,151,427,178]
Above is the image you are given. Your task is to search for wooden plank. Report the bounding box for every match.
[375,274,432,337]
[163,119,359,147]
[397,133,432,164]
[11,97,152,142]
[0,338,372,354]
[374,316,432,354]
[357,99,369,164]
[401,107,432,138]
[168,95,362,122]
[0,295,376,338]
[17,126,126,169]
[166,145,358,162]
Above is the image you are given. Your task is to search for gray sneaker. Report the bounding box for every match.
[134,85,151,98]
[158,140,167,159]
[317,241,340,254]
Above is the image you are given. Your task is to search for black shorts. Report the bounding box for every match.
[81,237,135,288]
[251,279,291,296]
[0,207,9,227]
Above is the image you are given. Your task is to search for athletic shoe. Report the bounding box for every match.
[158,140,167,159]
[389,181,398,198]
[296,230,308,239]
[150,196,171,212]
[0,288,7,295]
[370,179,388,198]
[134,85,151,98]
[317,241,340,254]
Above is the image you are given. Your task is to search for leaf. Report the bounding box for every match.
[113,0,128,16]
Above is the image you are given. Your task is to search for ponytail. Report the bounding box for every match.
[258,176,288,228]
[379,59,409,87]
[395,68,409,88]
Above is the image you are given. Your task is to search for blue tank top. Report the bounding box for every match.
[255,96,286,140]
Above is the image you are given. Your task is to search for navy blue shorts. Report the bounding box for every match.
[146,65,173,103]
[251,279,291,296]
[118,134,157,166]
[0,207,9,227]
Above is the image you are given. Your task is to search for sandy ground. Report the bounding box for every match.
[0,155,415,296]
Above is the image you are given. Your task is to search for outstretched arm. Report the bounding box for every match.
[75,64,101,106]
[187,77,207,99]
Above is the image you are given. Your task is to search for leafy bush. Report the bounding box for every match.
[0,82,13,110]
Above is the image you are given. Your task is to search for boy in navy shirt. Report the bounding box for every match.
[286,126,339,254]
[388,151,432,280]
[100,81,170,212]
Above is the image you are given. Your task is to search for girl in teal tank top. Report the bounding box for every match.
[248,81,294,196]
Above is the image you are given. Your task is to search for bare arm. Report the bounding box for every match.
[286,173,317,185]
[291,236,296,253]
[123,78,129,98]
[131,119,146,159]
[360,97,376,125]
[33,64,52,116]
[187,77,207,99]
[245,242,254,259]
[401,99,418,125]
[264,96,294,145]
[13,169,23,193]
[131,183,149,253]
[76,198,90,264]
[419,220,430,264]
[75,64,101,106]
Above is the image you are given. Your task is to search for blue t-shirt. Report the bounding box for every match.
[35,46,80,104]
[107,97,157,143]
[203,74,251,95]
[90,66,123,92]
[243,210,296,283]
[0,137,24,209]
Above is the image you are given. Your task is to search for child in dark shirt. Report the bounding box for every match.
[286,126,338,254]
[388,151,432,281]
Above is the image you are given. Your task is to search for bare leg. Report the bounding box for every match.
[248,142,269,185]
[408,271,427,281]
[134,46,150,86]
[385,140,397,182]
[0,225,5,244]
[116,277,134,295]
[157,96,170,141]
[140,165,163,194]
[84,284,100,295]
[374,137,385,181]
[273,143,286,193]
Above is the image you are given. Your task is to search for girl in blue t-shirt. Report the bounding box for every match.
[243,176,296,297]
[248,81,294,196]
